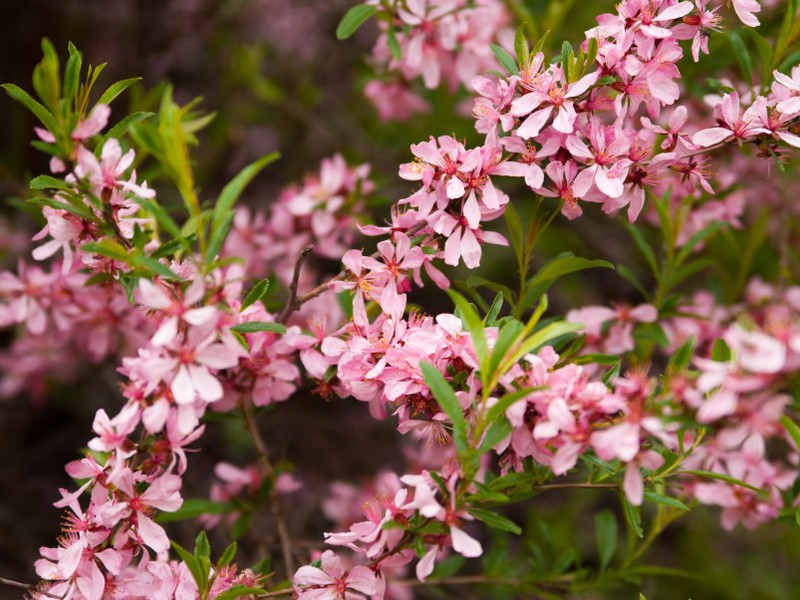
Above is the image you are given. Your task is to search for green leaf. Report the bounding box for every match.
[616,263,650,299]
[624,222,659,275]
[728,31,754,83]
[643,492,690,511]
[480,417,513,452]
[2,84,58,132]
[485,292,504,326]
[336,4,376,40]
[102,111,155,143]
[530,254,614,288]
[386,27,402,61]
[211,152,280,240]
[711,338,732,362]
[82,240,130,261]
[194,530,211,561]
[420,361,468,456]
[668,337,696,371]
[675,222,724,265]
[241,279,271,311]
[447,289,488,367]
[214,586,267,600]
[97,77,141,106]
[514,24,530,69]
[63,47,83,103]
[485,387,540,424]
[171,542,206,594]
[230,322,287,334]
[156,499,229,523]
[680,470,769,496]
[507,321,582,365]
[468,507,522,535]
[488,318,524,376]
[136,197,184,241]
[595,509,617,571]
[218,542,237,567]
[206,211,235,263]
[621,495,644,538]
[491,44,518,74]
[780,415,800,450]
[29,175,72,191]
[133,256,182,280]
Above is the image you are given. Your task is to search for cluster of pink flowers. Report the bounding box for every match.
[5,0,800,597]
[364,0,512,120]
[471,0,795,223]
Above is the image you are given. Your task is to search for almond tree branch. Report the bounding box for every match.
[241,404,295,581]
[0,576,63,599]
[277,245,314,324]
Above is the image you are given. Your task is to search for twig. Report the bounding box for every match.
[0,577,63,599]
[295,221,428,307]
[393,575,525,587]
[241,404,296,580]
[277,245,314,324]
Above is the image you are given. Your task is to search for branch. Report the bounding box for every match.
[295,221,428,308]
[277,245,314,324]
[241,404,296,580]
[0,576,63,599]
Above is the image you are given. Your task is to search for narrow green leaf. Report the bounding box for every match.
[485,387,541,424]
[447,289,488,366]
[230,322,287,334]
[218,542,237,567]
[728,31,754,82]
[711,338,732,362]
[530,255,614,287]
[386,27,402,61]
[780,415,800,450]
[624,222,659,275]
[680,470,769,496]
[468,507,522,535]
[136,197,184,241]
[97,77,141,106]
[206,211,235,263]
[63,48,83,103]
[643,492,690,511]
[336,4,376,40]
[480,417,513,452]
[675,222,724,265]
[485,292,504,326]
[420,361,468,456]
[133,256,182,280]
[491,44,518,74]
[82,240,130,261]
[2,84,58,131]
[102,111,155,143]
[194,530,211,561]
[595,509,617,571]
[621,495,644,538]
[171,542,206,593]
[211,152,280,235]
[241,279,271,311]
[668,337,696,371]
[514,24,530,69]
[214,586,267,600]
[156,499,229,523]
[29,175,72,191]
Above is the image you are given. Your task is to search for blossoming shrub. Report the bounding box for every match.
[2,0,800,598]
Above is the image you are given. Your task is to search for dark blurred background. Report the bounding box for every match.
[2,1,800,599]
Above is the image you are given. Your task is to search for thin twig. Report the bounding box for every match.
[295,221,428,307]
[0,577,63,599]
[241,404,296,580]
[277,245,314,324]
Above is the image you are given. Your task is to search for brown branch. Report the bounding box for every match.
[241,404,296,581]
[277,245,314,324]
[0,576,63,599]
[295,221,429,308]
